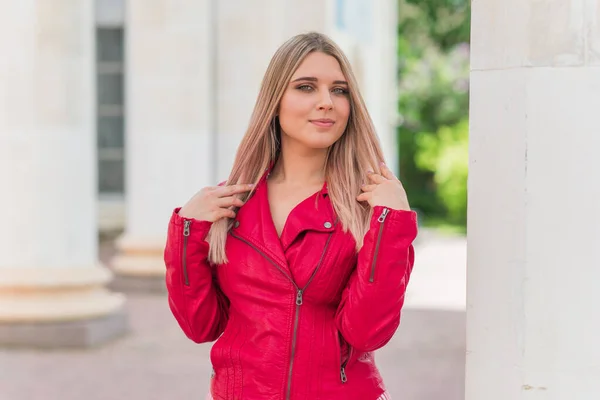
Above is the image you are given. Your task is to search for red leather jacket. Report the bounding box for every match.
[165,176,417,400]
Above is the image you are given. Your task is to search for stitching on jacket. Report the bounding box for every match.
[232,321,243,399]
[227,321,240,398]
[304,310,316,398]
[236,322,248,399]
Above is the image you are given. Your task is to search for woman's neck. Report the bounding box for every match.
[269,146,327,187]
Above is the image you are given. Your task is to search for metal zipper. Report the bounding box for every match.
[182,220,191,286]
[230,230,334,400]
[340,344,353,383]
[339,209,389,380]
[287,290,302,399]
[369,208,389,283]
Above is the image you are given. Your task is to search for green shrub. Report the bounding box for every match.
[395,0,471,226]
[415,119,468,224]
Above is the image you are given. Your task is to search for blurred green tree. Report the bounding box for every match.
[397,0,470,226]
[415,119,469,225]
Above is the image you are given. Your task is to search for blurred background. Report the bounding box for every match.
[0,0,469,399]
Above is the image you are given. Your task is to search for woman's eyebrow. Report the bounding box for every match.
[291,76,348,85]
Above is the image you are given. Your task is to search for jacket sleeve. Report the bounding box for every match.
[335,206,417,352]
[164,207,229,343]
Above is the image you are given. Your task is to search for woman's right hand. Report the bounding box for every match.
[178,184,254,222]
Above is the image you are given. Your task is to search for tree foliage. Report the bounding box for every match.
[397,0,470,225]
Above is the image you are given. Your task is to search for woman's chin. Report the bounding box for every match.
[305,132,343,149]
[282,130,343,150]
[304,139,338,150]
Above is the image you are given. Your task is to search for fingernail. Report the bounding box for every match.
[380,161,386,166]
[248,183,255,187]
[367,170,373,174]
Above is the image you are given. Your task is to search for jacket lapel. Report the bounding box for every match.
[279,184,337,252]
[230,172,338,270]
[230,173,289,271]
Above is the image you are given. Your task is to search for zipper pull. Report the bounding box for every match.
[340,367,347,383]
[377,208,389,223]
[296,290,303,306]
[183,220,191,236]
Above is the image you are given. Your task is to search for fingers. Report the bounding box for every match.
[356,192,372,202]
[214,183,254,198]
[197,183,252,222]
[360,184,377,192]
[367,171,386,185]
[216,196,245,208]
[379,163,397,181]
[212,185,250,220]
[213,208,236,220]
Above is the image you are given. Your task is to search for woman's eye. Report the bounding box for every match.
[297,85,313,92]
[332,87,349,95]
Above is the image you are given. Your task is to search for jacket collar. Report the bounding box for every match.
[230,169,336,269]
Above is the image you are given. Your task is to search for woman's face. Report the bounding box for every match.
[277,52,351,151]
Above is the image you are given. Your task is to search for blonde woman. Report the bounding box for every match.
[164,32,417,400]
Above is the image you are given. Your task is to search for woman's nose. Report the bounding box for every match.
[317,90,334,111]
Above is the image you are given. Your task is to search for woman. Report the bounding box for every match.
[164,32,417,400]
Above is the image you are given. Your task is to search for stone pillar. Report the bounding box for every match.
[0,0,127,347]
[110,0,215,292]
[362,0,399,172]
[467,1,600,398]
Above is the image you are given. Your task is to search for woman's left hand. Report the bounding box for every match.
[356,163,411,211]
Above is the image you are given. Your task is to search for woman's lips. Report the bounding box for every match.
[310,119,335,128]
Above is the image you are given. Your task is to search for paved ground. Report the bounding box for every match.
[0,230,466,400]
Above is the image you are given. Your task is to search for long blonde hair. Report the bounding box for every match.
[207,32,385,264]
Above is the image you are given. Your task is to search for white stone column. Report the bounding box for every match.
[366,0,400,172]
[111,0,214,291]
[467,1,600,398]
[0,0,127,347]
